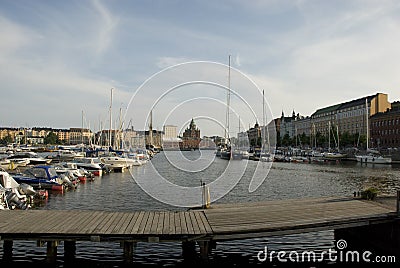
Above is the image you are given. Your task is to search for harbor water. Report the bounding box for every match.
[1,150,399,267]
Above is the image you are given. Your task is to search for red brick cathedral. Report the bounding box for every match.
[181,118,201,150]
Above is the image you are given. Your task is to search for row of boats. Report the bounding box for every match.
[216,146,393,164]
[0,148,155,210]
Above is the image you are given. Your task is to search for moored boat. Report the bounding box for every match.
[11,165,71,192]
[355,152,392,164]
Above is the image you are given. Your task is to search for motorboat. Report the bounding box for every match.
[53,162,90,183]
[71,157,104,176]
[46,149,84,163]
[323,151,347,160]
[0,169,37,209]
[6,151,52,165]
[11,165,74,191]
[355,152,392,164]
[100,153,136,170]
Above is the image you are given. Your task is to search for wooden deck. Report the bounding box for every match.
[0,210,212,242]
[202,196,397,240]
[0,196,398,262]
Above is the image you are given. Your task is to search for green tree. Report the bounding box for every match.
[44,131,59,145]
[0,134,13,145]
[281,133,291,146]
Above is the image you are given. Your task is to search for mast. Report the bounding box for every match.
[337,125,340,151]
[81,110,84,145]
[328,121,331,151]
[109,88,113,149]
[365,98,369,150]
[149,110,153,147]
[262,89,265,152]
[225,55,231,144]
[118,106,122,150]
[238,116,240,149]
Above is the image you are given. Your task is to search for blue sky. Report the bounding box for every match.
[1,0,400,137]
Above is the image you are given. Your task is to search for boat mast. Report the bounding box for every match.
[81,110,84,146]
[262,90,265,152]
[238,116,240,149]
[109,88,113,149]
[328,121,331,151]
[225,55,231,144]
[365,98,369,150]
[149,109,153,147]
[118,106,122,150]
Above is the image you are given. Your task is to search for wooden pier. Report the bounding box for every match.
[0,196,399,264]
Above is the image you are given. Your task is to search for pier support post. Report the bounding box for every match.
[2,240,13,262]
[182,240,196,261]
[46,241,58,264]
[121,241,136,264]
[64,240,76,264]
[197,241,210,260]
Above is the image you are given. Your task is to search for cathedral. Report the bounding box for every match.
[181,118,201,150]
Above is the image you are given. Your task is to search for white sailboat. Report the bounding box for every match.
[323,122,347,160]
[355,99,391,164]
[100,88,135,171]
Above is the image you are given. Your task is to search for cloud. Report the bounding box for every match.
[156,57,195,69]
[91,0,119,54]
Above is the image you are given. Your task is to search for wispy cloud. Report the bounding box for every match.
[91,0,119,55]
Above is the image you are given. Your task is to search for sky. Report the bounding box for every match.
[1,0,400,137]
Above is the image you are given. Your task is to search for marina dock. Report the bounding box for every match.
[1,195,399,264]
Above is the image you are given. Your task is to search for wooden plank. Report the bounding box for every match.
[168,212,176,235]
[102,212,124,234]
[162,212,170,235]
[80,211,107,234]
[193,211,208,234]
[149,212,160,234]
[122,212,141,234]
[63,211,98,233]
[156,212,165,235]
[47,210,84,234]
[143,212,155,234]
[5,210,48,233]
[115,212,136,234]
[92,212,119,233]
[174,212,182,235]
[137,211,151,234]
[127,211,145,234]
[178,212,187,234]
[189,211,201,235]
[111,212,134,234]
[184,212,195,234]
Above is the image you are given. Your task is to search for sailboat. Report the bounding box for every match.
[99,88,136,171]
[220,55,232,160]
[355,99,391,164]
[323,122,347,160]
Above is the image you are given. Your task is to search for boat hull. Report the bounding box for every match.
[355,155,392,164]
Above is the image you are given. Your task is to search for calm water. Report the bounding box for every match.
[1,150,399,267]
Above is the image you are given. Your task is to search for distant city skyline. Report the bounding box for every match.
[1,1,400,137]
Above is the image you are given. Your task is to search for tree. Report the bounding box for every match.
[281,133,291,146]
[0,134,13,145]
